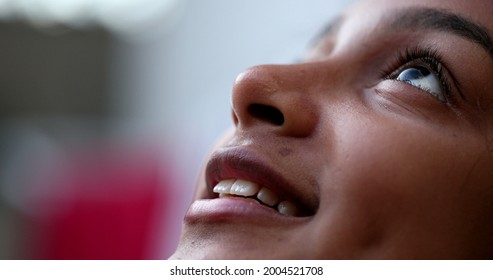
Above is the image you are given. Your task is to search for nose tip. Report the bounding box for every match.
[231,64,319,138]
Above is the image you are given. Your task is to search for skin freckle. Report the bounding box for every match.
[278,147,293,157]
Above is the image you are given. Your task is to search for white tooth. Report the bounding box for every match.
[230,179,259,197]
[219,193,259,204]
[213,179,235,194]
[256,187,279,206]
[245,198,261,204]
[277,201,299,216]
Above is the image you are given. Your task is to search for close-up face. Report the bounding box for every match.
[171,0,493,259]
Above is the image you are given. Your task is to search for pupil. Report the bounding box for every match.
[397,66,430,81]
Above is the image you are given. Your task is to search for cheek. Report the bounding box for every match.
[342,135,442,196]
[314,114,492,256]
[331,114,483,199]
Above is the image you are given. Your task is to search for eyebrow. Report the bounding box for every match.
[390,7,493,59]
[314,7,493,61]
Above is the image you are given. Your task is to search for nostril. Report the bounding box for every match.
[247,104,284,126]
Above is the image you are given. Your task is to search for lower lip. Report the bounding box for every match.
[185,197,305,225]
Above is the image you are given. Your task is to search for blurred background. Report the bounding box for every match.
[0,0,351,259]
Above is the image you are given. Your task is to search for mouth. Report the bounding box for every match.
[203,148,318,218]
[212,179,302,217]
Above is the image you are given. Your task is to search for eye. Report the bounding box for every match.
[396,66,446,102]
[383,47,455,105]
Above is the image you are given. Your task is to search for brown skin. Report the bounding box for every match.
[171,0,493,259]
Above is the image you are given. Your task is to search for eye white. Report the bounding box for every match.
[396,66,445,102]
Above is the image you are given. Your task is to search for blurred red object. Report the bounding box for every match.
[27,142,179,259]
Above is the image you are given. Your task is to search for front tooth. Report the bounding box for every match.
[277,201,299,216]
[256,187,279,206]
[213,179,235,194]
[230,179,259,197]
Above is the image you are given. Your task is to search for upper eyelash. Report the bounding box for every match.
[381,46,454,103]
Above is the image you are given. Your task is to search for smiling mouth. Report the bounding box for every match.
[203,147,318,219]
[213,178,302,217]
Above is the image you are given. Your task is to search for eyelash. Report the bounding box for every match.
[382,46,453,103]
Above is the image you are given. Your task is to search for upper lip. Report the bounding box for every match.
[204,147,318,216]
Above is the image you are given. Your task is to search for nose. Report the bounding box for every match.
[231,64,320,138]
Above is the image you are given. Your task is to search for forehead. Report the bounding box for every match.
[350,0,493,31]
[320,0,493,64]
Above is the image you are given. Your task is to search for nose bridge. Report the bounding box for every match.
[231,63,322,138]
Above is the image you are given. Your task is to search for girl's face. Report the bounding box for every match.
[171,0,493,259]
